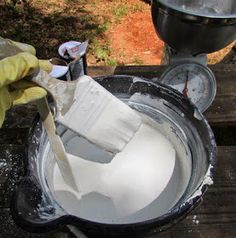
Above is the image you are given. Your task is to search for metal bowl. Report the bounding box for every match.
[151,0,236,54]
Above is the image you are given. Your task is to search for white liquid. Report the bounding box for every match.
[53,119,176,220]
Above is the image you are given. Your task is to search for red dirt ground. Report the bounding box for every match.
[107,11,164,65]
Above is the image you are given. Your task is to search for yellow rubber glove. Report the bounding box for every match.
[0,37,53,127]
[6,38,52,72]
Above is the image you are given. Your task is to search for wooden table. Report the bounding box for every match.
[0,64,235,238]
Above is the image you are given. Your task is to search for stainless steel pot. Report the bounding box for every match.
[11,75,216,237]
[151,0,236,54]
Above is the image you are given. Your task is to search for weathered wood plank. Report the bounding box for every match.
[88,65,166,78]
[0,128,29,145]
[2,103,38,129]
[88,64,236,126]
[205,64,236,126]
[212,126,236,146]
[0,209,71,238]
[0,145,26,208]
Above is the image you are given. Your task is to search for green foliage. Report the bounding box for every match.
[92,40,118,66]
[133,57,144,65]
[113,4,128,19]
[96,21,110,35]
[3,0,20,15]
[4,0,18,5]
[107,58,117,66]
[93,40,111,62]
[132,3,144,12]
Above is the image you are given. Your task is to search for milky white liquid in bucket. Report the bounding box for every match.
[51,114,191,224]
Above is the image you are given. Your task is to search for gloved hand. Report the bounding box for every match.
[0,37,53,127]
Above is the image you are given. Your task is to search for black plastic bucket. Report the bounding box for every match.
[11,75,216,237]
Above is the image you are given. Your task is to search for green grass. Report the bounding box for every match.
[113,4,128,20]
[132,3,144,12]
[92,40,111,63]
[92,40,119,66]
[133,57,144,65]
[107,58,117,66]
[96,20,110,35]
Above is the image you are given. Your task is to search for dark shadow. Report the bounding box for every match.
[0,1,107,59]
[141,0,151,5]
[212,126,236,146]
